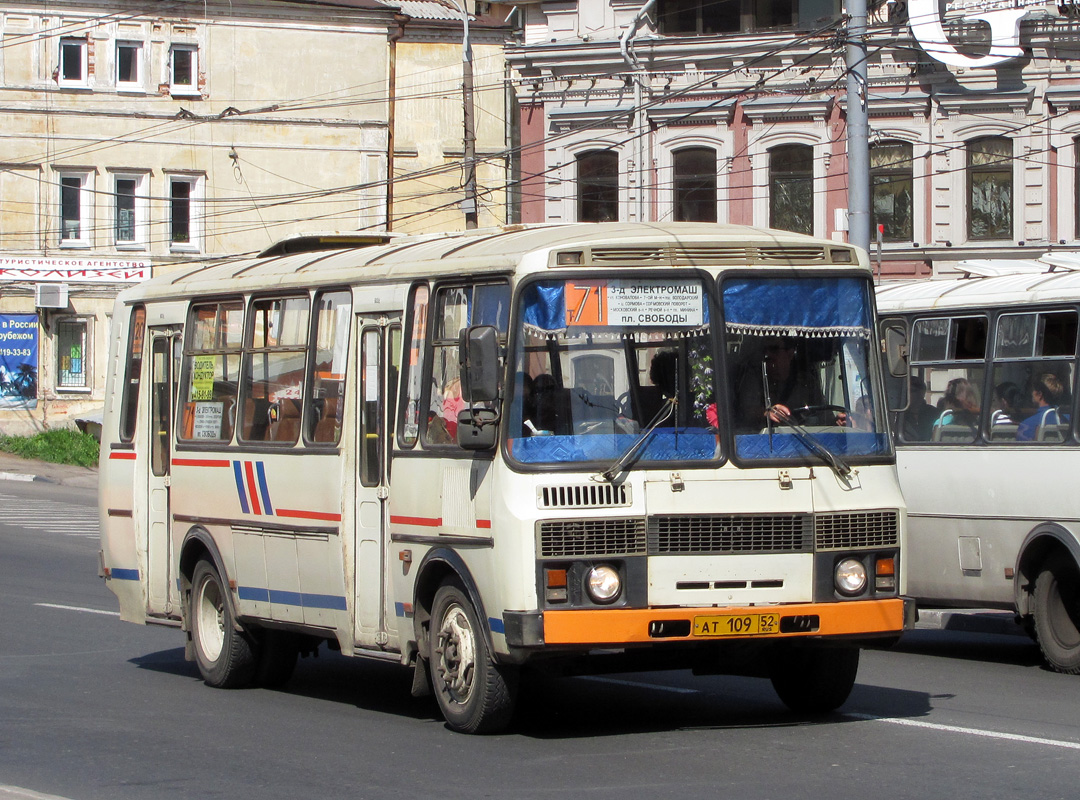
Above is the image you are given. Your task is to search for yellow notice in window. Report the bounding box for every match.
[191,355,217,401]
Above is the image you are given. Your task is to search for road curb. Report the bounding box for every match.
[0,470,47,483]
[0,787,74,800]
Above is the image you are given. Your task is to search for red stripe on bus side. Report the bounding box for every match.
[109,452,137,460]
[275,508,342,522]
[476,519,492,529]
[244,461,263,515]
[172,458,232,468]
[390,515,443,527]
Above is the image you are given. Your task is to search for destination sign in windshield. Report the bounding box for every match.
[566,279,704,327]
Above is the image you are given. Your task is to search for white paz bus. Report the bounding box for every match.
[878,261,1080,675]
[99,223,911,733]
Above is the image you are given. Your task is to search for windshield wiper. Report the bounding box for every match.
[598,397,675,483]
[766,404,852,478]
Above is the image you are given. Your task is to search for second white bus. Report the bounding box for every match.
[878,264,1080,674]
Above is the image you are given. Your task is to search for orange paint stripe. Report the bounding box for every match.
[476,519,492,529]
[172,458,232,467]
[543,598,906,645]
[390,515,443,527]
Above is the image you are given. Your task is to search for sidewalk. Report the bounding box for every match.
[0,450,98,490]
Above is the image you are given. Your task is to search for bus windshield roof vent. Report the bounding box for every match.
[587,245,829,267]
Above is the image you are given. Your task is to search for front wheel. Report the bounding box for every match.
[430,579,517,734]
[770,645,859,714]
[189,559,257,688]
[1033,553,1080,674]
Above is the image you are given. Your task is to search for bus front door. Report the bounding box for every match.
[146,326,181,616]
[353,319,401,648]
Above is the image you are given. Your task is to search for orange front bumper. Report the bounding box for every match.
[543,597,907,645]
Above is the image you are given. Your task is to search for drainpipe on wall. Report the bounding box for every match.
[387,14,409,231]
[619,0,656,223]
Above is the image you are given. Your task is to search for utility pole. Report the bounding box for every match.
[450,0,478,229]
[846,0,870,252]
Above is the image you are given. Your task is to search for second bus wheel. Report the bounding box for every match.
[1033,553,1080,675]
[770,645,860,714]
[189,559,257,688]
[430,578,518,734]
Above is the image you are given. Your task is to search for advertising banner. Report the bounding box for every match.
[0,314,39,408]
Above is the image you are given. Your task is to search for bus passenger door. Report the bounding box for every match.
[146,326,181,615]
[354,318,401,647]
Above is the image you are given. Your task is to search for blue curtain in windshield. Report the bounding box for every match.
[722,277,870,338]
[521,282,567,333]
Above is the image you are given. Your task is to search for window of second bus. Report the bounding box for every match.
[988,310,1077,444]
[902,315,987,444]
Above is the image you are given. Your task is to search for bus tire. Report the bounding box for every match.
[190,559,256,689]
[430,578,517,734]
[1033,553,1080,675]
[254,630,300,688]
[770,645,859,714]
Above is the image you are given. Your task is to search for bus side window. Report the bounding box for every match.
[119,305,146,443]
[307,290,351,446]
[178,301,243,443]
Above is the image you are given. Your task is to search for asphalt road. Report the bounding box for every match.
[1,478,1078,800]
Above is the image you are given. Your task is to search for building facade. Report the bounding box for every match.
[0,0,509,434]
[505,0,1080,278]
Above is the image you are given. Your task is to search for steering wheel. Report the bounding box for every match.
[615,391,634,419]
[787,404,850,426]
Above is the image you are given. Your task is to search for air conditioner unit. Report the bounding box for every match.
[35,283,69,309]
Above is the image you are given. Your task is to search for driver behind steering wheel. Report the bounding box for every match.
[736,336,846,429]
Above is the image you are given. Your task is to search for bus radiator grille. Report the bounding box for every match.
[647,514,813,554]
[814,510,900,551]
[538,518,647,557]
[537,483,631,509]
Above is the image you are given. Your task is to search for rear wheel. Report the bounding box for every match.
[430,578,517,734]
[770,645,859,714]
[1033,553,1080,675]
[189,559,256,688]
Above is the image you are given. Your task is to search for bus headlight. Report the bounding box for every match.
[834,558,867,596]
[585,565,621,604]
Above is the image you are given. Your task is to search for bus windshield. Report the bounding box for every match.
[722,276,889,463]
[507,276,719,466]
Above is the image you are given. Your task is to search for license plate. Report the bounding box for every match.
[693,612,780,637]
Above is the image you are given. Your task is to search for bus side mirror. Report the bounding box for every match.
[457,408,498,450]
[459,325,499,403]
[880,319,909,413]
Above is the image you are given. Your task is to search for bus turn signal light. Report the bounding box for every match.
[876,557,896,591]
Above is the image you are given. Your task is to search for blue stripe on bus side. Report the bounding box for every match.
[237,586,347,611]
[488,617,505,635]
[232,461,250,514]
[110,568,140,581]
[255,461,274,516]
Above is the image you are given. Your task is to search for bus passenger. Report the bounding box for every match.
[991,381,1023,425]
[932,377,979,433]
[902,375,936,441]
[1017,373,1065,441]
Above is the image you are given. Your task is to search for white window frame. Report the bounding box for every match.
[54,315,93,393]
[168,173,203,252]
[111,171,149,249]
[115,40,144,91]
[169,44,199,96]
[57,170,93,248]
[58,36,88,87]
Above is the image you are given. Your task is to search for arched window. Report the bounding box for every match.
[967,136,1012,241]
[870,140,914,242]
[576,150,619,223]
[673,147,717,222]
[769,144,813,235]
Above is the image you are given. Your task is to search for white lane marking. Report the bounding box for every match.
[0,472,36,482]
[35,603,119,617]
[0,784,76,800]
[581,676,701,695]
[848,713,1080,750]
